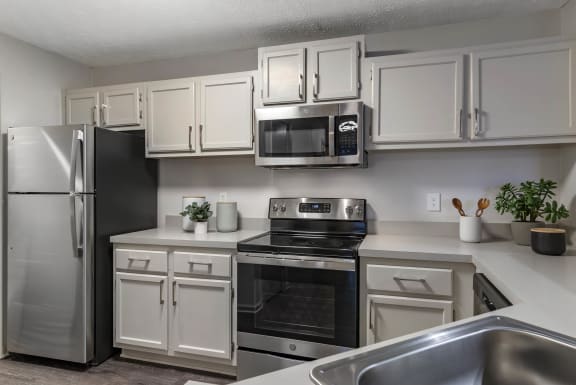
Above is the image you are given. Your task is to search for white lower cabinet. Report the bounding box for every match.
[366,294,453,344]
[170,277,232,359]
[115,272,168,350]
[113,246,235,371]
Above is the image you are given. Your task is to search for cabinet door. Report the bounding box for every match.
[65,90,100,126]
[147,81,195,153]
[200,76,253,151]
[371,55,464,143]
[171,277,232,360]
[101,86,142,127]
[115,272,168,350]
[471,42,576,140]
[310,42,359,101]
[261,48,306,105]
[366,294,453,345]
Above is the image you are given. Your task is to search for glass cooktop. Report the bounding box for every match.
[237,232,364,258]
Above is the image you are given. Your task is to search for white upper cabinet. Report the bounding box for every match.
[200,76,253,151]
[101,86,142,127]
[115,272,168,351]
[261,48,306,105]
[310,41,360,101]
[66,89,100,126]
[259,36,364,106]
[471,41,576,140]
[170,277,232,360]
[371,54,465,143]
[147,80,195,153]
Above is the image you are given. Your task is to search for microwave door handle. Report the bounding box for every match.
[328,116,335,157]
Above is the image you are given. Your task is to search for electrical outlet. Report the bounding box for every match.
[427,193,441,212]
[219,192,228,202]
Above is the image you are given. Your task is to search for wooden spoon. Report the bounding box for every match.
[475,198,490,217]
[452,198,466,217]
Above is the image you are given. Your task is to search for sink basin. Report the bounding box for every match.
[311,316,576,385]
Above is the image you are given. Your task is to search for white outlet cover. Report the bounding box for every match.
[427,193,441,212]
[219,192,228,202]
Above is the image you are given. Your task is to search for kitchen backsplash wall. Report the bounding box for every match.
[158,146,570,227]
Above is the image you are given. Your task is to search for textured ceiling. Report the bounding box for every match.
[0,0,568,67]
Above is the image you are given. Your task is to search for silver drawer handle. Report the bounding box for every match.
[393,276,426,282]
[188,261,212,266]
[172,281,177,306]
[159,280,165,305]
[128,257,151,262]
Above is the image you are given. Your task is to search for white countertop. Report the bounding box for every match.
[231,234,576,385]
[110,227,263,249]
[113,228,576,385]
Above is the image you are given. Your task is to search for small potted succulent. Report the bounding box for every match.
[495,179,569,245]
[180,202,213,234]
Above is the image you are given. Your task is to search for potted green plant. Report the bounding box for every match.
[180,202,213,234]
[495,179,569,245]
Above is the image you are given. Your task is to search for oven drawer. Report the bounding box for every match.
[366,264,453,297]
[173,251,231,277]
[116,248,168,273]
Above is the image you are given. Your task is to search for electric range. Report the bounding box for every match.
[236,197,366,380]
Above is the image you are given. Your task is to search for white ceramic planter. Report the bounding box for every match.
[459,216,482,243]
[182,196,205,232]
[194,221,208,234]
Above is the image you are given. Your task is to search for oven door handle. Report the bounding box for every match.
[236,253,355,272]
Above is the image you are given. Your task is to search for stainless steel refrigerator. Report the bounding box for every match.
[7,125,157,364]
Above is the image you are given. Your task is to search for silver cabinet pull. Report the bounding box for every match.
[459,108,463,137]
[313,72,319,99]
[393,276,426,282]
[159,280,165,305]
[172,281,177,306]
[369,300,374,330]
[127,256,150,262]
[188,125,193,150]
[298,73,303,99]
[101,104,108,126]
[474,108,480,136]
[199,124,204,151]
[92,106,97,126]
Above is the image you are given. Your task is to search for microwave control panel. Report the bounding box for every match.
[335,115,358,156]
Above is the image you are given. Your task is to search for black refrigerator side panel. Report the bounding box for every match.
[93,128,158,364]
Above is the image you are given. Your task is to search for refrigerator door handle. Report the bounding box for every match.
[69,194,83,258]
[69,129,84,194]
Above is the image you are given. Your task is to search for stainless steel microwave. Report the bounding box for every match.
[255,102,365,168]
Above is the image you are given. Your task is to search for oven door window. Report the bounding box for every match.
[258,117,329,158]
[237,263,357,348]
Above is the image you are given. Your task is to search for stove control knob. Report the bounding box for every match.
[280,204,287,212]
[272,204,279,212]
[345,206,354,216]
[355,205,363,216]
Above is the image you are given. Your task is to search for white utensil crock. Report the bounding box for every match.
[459,216,482,243]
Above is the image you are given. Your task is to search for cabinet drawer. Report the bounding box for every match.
[367,264,453,297]
[116,249,168,273]
[173,252,231,277]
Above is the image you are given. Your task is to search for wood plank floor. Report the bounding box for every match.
[0,354,235,385]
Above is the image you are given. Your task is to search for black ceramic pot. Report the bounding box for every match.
[530,228,566,256]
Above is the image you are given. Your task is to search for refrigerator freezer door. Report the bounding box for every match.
[7,193,94,363]
[7,125,95,193]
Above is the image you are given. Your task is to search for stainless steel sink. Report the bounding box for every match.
[311,316,576,385]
